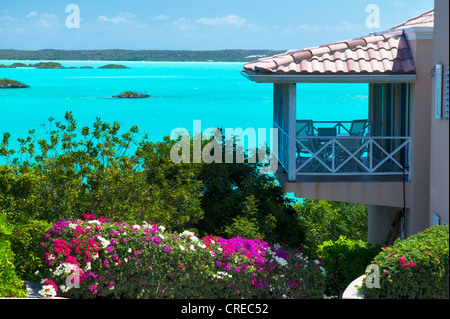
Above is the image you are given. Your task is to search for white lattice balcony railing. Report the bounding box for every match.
[294,135,411,179]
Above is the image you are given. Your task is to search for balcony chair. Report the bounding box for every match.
[349,119,369,136]
[337,129,368,172]
[296,120,314,158]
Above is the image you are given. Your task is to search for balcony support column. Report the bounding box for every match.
[285,83,297,181]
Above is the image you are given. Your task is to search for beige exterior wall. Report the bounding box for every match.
[404,31,434,236]
[368,205,405,245]
[429,0,449,226]
[280,176,410,208]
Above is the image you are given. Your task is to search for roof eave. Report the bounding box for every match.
[240,70,416,84]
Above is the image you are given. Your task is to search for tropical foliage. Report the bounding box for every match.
[362,225,449,299]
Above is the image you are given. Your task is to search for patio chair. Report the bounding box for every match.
[349,119,368,136]
[318,127,337,161]
[337,129,367,171]
[296,120,314,158]
[317,127,337,137]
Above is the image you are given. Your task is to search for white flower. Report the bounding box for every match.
[127,248,132,253]
[53,263,79,277]
[158,226,166,232]
[190,244,195,250]
[68,223,77,229]
[179,230,195,238]
[60,285,69,293]
[84,262,91,271]
[39,285,57,298]
[197,243,206,249]
[158,234,165,240]
[87,220,100,225]
[133,225,141,229]
[273,256,288,267]
[97,236,110,249]
[179,245,185,251]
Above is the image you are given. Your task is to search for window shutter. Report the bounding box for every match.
[444,65,449,120]
[434,64,443,119]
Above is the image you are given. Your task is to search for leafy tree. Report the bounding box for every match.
[196,133,304,247]
[0,112,204,230]
[1,112,303,247]
[294,199,368,256]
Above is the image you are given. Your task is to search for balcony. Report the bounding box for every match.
[275,120,411,182]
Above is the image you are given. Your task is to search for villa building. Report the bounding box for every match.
[241,0,449,245]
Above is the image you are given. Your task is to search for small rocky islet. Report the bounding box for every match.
[113,91,150,98]
[0,78,30,88]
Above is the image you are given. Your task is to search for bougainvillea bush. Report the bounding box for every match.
[362,225,449,299]
[38,214,326,299]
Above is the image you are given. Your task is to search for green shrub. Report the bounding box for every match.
[363,225,449,299]
[0,215,27,298]
[295,199,368,256]
[9,220,52,281]
[317,236,382,296]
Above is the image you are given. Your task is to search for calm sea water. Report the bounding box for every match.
[0,60,368,152]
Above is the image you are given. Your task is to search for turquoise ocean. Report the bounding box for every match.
[0,60,368,153]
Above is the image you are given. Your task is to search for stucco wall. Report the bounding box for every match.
[429,0,449,225]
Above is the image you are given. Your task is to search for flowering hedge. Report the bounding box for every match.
[38,214,326,299]
[362,225,449,299]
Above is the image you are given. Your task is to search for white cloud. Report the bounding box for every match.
[40,13,58,19]
[156,14,170,20]
[392,1,406,7]
[97,12,138,25]
[295,21,355,33]
[196,15,247,27]
[296,23,327,33]
[172,17,197,31]
[335,21,355,32]
[36,13,60,28]
[25,11,37,18]
[0,15,14,22]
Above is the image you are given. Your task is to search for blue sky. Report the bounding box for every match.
[0,0,434,50]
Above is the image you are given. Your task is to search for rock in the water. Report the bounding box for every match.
[113,91,149,98]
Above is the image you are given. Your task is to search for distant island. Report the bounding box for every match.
[113,91,149,98]
[0,49,284,62]
[0,62,128,69]
[31,62,65,69]
[98,64,129,69]
[0,78,29,88]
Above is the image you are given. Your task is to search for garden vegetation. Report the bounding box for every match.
[0,112,447,299]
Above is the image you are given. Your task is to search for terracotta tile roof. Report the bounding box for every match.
[389,9,434,30]
[243,10,435,76]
